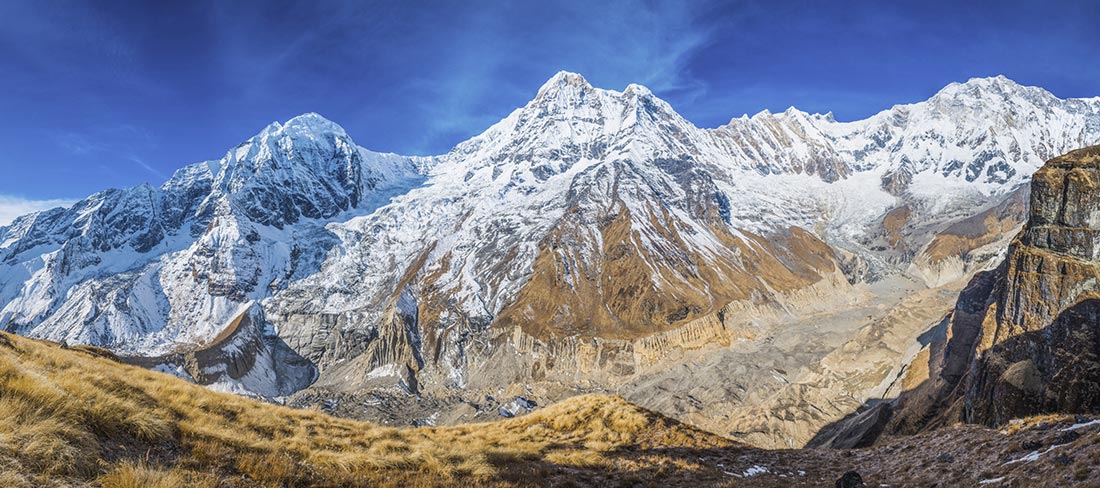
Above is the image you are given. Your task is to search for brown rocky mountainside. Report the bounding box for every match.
[816,145,1100,448]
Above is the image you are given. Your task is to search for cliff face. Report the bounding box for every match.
[826,146,1100,444]
[965,146,1100,424]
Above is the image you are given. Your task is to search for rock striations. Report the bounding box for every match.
[967,145,1100,424]
[818,146,1100,447]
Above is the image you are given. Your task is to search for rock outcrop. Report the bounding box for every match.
[965,146,1100,424]
[124,303,316,398]
[820,146,1100,445]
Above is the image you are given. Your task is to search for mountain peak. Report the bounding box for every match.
[257,113,348,141]
[623,83,653,97]
[962,74,1023,89]
[280,112,348,136]
[535,71,593,100]
[931,75,1034,101]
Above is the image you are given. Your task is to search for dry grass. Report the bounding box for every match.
[98,462,220,488]
[7,330,1099,487]
[0,332,730,487]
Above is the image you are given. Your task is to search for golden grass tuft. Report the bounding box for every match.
[98,461,219,488]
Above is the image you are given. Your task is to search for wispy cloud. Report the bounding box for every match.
[196,0,719,155]
[55,124,165,179]
[127,155,168,180]
[0,195,77,226]
[57,132,109,155]
[391,0,717,153]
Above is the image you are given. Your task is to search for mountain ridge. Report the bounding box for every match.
[1,73,1098,434]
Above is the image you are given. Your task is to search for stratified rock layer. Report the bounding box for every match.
[826,146,1100,445]
[965,146,1100,424]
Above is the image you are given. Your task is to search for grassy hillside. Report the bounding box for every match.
[4,330,1100,487]
[0,331,734,487]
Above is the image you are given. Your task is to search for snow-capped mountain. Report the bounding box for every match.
[0,114,428,395]
[707,75,1100,234]
[1,73,1098,402]
[267,72,849,394]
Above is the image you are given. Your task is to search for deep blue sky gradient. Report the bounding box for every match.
[1,0,1099,205]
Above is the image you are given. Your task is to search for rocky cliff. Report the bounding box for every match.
[966,145,1100,424]
[817,145,1100,447]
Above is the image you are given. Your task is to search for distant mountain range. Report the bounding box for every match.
[1,72,1098,430]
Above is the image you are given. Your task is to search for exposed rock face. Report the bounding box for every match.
[822,146,1100,445]
[1027,149,1100,258]
[124,303,316,397]
[965,146,1100,424]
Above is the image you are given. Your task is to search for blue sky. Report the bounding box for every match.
[1,0,1099,222]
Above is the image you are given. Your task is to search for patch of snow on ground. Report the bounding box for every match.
[1061,419,1100,431]
[151,363,193,382]
[366,363,401,379]
[1003,443,1067,465]
[742,465,768,477]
